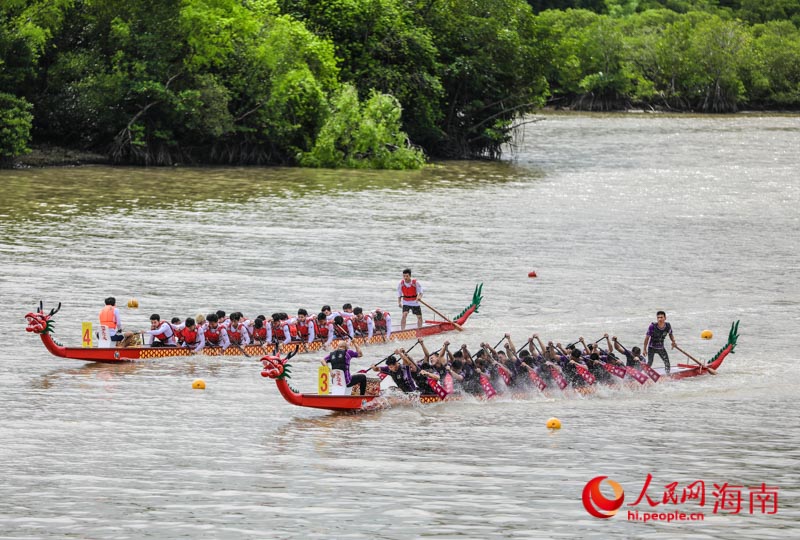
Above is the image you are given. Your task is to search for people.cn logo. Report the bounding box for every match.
[582,476,625,519]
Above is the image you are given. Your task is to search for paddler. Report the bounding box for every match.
[374,349,418,392]
[142,314,177,347]
[177,317,205,354]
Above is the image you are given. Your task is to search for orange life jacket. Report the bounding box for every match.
[99,305,117,329]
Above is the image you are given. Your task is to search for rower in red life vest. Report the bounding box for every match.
[227,312,251,347]
[271,313,292,345]
[143,314,178,347]
[321,304,355,338]
[203,313,230,350]
[176,317,205,354]
[397,268,423,330]
[289,309,315,344]
[351,307,374,338]
[251,315,270,344]
[370,309,392,341]
[331,315,352,341]
[312,312,334,349]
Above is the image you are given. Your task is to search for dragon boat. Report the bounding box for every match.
[259,321,740,412]
[24,285,483,363]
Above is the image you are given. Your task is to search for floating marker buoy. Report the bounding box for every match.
[701,330,713,340]
[546,417,561,430]
[528,270,538,278]
[192,379,206,390]
[127,298,139,309]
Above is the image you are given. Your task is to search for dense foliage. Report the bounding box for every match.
[1,0,799,166]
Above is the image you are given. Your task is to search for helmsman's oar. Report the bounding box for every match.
[418,299,463,331]
[674,344,717,375]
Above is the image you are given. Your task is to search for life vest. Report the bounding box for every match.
[99,305,118,329]
[400,279,418,301]
[180,327,200,346]
[333,324,349,338]
[327,349,349,373]
[287,323,298,338]
[153,322,175,342]
[228,323,243,344]
[253,327,267,341]
[353,317,369,333]
[295,321,309,338]
[373,310,389,329]
[313,319,329,338]
[272,321,286,341]
[205,326,222,345]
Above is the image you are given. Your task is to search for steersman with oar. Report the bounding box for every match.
[398,268,424,330]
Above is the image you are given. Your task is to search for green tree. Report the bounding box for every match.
[300,84,426,169]
[279,0,444,152]
[422,0,549,158]
[0,92,33,161]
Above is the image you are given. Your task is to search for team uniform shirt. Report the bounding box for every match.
[370,310,392,339]
[227,322,251,346]
[646,322,673,350]
[144,321,177,346]
[176,325,206,353]
[271,321,292,345]
[379,365,417,392]
[351,315,374,338]
[324,349,360,385]
[204,325,231,350]
[288,317,315,344]
[397,279,423,307]
[98,305,122,335]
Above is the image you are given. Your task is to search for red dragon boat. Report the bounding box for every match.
[24,285,483,363]
[259,321,740,412]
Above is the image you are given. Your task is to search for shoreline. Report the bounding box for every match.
[9,109,799,168]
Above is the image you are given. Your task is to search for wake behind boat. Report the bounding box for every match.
[24,285,483,363]
[259,322,740,412]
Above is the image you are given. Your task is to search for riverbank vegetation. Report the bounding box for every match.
[1,0,798,167]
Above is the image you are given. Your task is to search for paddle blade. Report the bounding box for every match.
[575,363,597,385]
[639,362,661,382]
[443,373,454,394]
[479,375,497,398]
[601,362,627,379]
[528,370,547,392]
[549,366,568,390]
[626,366,649,384]
[427,378,449,399]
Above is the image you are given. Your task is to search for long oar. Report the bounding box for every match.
[233,343,251,358]
[418,299,463,331]
[674,344,717,375]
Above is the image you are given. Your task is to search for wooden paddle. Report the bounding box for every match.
[233,343,251,358]
[418,299,463,331]
[674,344,717,375]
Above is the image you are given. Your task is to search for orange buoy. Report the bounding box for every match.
[701,330,713,340]
[127,298,139,309]
[528,271,537,278]
[546,417,561,430]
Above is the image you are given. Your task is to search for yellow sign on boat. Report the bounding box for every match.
[81,322,92,348]
[318,365,330,395]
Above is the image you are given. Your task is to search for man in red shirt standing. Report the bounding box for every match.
[397,268,423,330]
